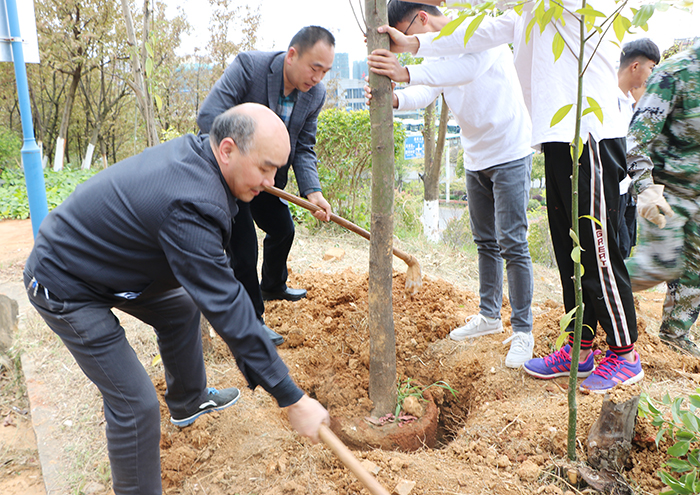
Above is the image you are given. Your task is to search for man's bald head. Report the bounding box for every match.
[210,103,291,202]
[210,103,289,156]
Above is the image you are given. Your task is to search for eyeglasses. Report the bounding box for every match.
[403,13,419,35]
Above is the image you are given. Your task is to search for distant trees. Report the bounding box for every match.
[1,0,261,170]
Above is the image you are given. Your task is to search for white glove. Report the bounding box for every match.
[637,184,673,229]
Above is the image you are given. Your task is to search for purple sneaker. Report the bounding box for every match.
[579,351,644,394]
[524,344,600,379]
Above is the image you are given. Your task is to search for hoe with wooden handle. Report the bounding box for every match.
[318,424,390,495]
[263,185,423,294]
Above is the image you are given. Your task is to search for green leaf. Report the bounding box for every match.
[154,94,163,112]
[666,458,693,473]
[579,214,603,228]
[631,5,655,27]
[145,41,153,58]
[582,97,604,124]
[688,395,700,408]
[463,13,486,46]
[681,411,700,432]
[552,31,565,62]
[688,450,700,467]
[560,306,577,333]
[660,470,694,494]
[550,104,573,127]
[575,7,606,17]
[435,12,468,41]
[571,246,581,263]
[613,14,632,42]
[525,16,537,44]
[145,57,153,78]
[569,228,580,247]
[669,441,691,458]
[555,330,571,350]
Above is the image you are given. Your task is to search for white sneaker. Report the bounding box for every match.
[503,332,535,368]
[450,314,503,341]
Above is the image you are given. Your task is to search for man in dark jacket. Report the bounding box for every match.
[24,103,329,495]
[198,26,334,345]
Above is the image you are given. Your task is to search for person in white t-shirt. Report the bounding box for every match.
[367,1,535,367]
[377,0,674,393]
[616,38,661,259]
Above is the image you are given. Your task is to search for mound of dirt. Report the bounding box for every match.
[157,269,700,495]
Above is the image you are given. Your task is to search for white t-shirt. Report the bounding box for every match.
[414,1,626,147]
[398,45,533,171]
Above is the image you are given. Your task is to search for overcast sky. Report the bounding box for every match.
[165,0,699,64]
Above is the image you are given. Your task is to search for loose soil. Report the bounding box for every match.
[1,218,699,495]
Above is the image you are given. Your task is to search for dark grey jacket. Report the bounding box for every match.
[197,51,325,196]
[25,134,300,402]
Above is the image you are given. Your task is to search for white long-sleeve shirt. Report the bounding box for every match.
[397,45,532,171]
[414,2,626,147]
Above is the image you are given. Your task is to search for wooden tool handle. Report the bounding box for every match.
[318,424,390,495]
[263,185,417,266]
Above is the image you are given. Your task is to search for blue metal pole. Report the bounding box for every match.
[4,0,47,238]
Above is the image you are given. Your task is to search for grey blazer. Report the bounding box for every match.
[197,51,325,196]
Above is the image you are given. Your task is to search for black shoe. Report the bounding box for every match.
[170,387,240,427]
[261,287,307,302]
[263,324,285,346]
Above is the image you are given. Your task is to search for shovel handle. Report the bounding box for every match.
[318,424,390,495]
[263,186,417,266]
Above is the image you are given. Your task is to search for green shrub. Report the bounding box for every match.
[394,190,423,238]
[0,128,21,171]
[527,210,556,267]
[527,198,542,211]
[0,166,99,219]
[639,390,700,495]
[441,208,473,250]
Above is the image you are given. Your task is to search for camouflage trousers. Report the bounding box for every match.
[626,193,700,337]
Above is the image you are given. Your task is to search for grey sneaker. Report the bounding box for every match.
[659,333,700,358]
[503,332,535,368]
[450,314,503,341]
[170,387,240,427]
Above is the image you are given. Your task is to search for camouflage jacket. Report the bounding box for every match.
[627,40,700,199]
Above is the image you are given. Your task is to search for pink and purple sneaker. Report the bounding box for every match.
[523,344,600,379]
[579,350,644,393]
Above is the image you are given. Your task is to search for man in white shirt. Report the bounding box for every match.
[380,0,665,393]
[367,1,535,367]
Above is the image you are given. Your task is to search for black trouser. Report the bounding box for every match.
[543,137,637,354]
[230,191,295,319]
[617,191,637,259]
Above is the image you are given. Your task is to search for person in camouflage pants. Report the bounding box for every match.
[626,40,700,357]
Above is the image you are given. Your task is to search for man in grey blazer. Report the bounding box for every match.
[198,26,335,345]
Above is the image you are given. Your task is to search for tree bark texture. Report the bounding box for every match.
[365,0,397,418]
[422,99,438,201]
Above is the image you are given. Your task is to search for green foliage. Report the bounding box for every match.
[527,209,556,267]
[0,128,21,171]
[0,166,98,219]
[396,377,457,418]
[639,390,700,494]
[315,108,405,229]
[441,208,473,251]
[394,189,423,238]
[532,151,545,184]
[527,198,542,211]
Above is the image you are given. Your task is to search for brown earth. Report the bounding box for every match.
[1,218,699,495]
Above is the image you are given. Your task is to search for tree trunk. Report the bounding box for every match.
[422,99,439,242]
[53,65,82,171]
[120,0,159,147]
[365,0,397,418]
[82,124,100,170]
